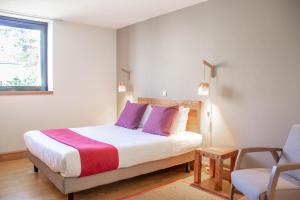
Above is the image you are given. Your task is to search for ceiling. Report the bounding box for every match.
[0,0,208,29]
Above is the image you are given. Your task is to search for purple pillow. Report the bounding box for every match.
[143,105,179,136]
[115,101,148,129]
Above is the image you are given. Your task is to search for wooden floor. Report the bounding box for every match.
[0,158,244,200]
[0,158,195,200]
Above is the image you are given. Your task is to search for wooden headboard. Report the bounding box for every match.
[138,97,201,133]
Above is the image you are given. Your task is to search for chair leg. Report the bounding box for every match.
[68,193,74,200]
[230,184,235,200]
[185,162,191,173]
[34,165,38,173]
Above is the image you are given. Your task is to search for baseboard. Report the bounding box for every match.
[0,150,27,162]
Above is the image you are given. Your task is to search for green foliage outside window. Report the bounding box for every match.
[0,24,41,86]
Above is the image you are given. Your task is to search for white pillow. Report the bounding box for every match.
[171,106,190,134]
[138,105,152,128]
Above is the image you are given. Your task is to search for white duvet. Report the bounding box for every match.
[24,125,202,177]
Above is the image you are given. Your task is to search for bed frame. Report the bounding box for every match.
[28,97,201,200]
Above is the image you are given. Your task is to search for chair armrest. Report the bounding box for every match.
[234,147,282,170]
[267,163,300,200]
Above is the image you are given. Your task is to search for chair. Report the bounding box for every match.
[230,125,300,200]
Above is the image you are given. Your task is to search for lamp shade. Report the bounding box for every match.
[198,82,209,96]
[118,83,127,92]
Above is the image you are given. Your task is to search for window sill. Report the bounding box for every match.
[0,91,54,96]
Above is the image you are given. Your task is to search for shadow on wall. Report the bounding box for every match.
[214,62,226,77]
[215,61,242,101]
[207,61,242,148]
[219,85,241,100]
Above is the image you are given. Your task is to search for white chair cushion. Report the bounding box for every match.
[279,125,300,180]
[232,168,300,200]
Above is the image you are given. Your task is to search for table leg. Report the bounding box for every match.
[229,151,238,183]
[209,158,215,178]
[194,151,202,185]
[215,158,223,191]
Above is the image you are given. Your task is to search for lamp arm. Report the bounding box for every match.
[202,60,215,78]
[121,68,131,80]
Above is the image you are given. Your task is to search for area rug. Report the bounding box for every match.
[120,173,246,200]
[121,179,223,200]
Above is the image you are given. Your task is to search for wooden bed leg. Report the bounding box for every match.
[185,162,191,173]
[68,193,74,200]
[34,165,38,173]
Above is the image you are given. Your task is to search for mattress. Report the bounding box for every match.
[24,125,202,177]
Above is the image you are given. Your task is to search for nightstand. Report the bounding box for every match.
[192,147,238,196]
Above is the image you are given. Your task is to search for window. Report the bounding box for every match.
[0,16,48,91]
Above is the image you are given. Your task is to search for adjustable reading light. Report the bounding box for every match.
[198,60,215,96]
[118,68,131,93]
[118,83,127,92]
[198,82,210,96]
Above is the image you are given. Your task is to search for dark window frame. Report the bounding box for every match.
[0,15,48,91]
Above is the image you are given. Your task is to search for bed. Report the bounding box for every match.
[25,97,202,200]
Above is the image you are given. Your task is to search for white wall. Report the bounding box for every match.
[0,21,116,153]
[117,0,300,167]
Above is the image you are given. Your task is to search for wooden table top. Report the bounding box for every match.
[196,147,238,159]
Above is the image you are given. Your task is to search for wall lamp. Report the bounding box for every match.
[118,68,131,92]
[198,59,215,96]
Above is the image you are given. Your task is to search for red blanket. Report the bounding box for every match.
[41,129,119,177]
